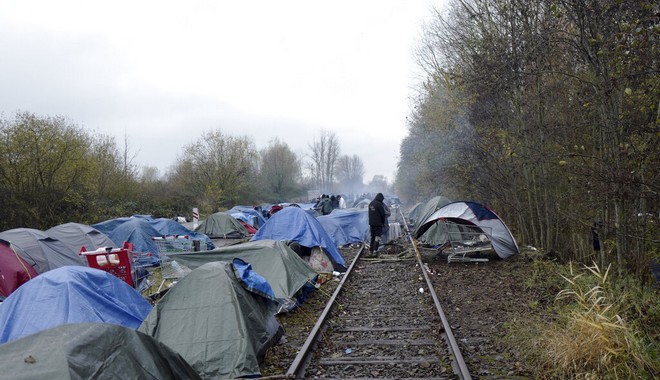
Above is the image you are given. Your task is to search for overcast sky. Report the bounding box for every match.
[0,0,445,183]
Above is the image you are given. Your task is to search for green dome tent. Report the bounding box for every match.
[168,239,318,311]
[194,212,249,239]
[138,261,283,379]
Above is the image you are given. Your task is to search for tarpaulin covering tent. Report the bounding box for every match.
[0,323,201,380]
[0,228,86,274]
[352,198,370,209]
[317,209,369,247]
[0,238,37,299]
[229,211,257,228]
[138,260,283,379]
[415,201,520,258]
[252,206,347,272]
[93,218,160,267]
[90,216,134,235]
[46,222,116,253]
[168,239,318,311]
[228,206,267,228]
[0,266,151,344]
[149,218,215,250]
[195,212,249,239]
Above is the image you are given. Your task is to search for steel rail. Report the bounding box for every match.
[284,244,365,379]
[398,206,472,380]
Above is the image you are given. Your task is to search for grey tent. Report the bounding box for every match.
[195,212,249,239]
[0,323,201,380]
[405,202,424,228]
[46,222,116,254]
[415,201,520,258]
[138,261,283,379]
[168,239,318,311]
[0,228,86,274]
[412,195,453,235]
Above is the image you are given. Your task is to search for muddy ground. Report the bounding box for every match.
[261,242,546,378]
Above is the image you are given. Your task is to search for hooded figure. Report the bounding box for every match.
[368,193,386,255]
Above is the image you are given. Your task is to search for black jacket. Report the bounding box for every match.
[368,193,386,227]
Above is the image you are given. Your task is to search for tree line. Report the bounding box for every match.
[396,0,658,279]
[0,112,387,231]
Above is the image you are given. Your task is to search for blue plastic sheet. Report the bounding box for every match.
[317,209,369,247]
[0,266,152,343]
[252,207,347,271]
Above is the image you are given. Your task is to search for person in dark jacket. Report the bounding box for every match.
[368,192,387,255]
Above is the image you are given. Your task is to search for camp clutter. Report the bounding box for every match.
[0,197,519,378]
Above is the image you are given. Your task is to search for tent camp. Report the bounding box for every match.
[195,212,249,239]
[252,206,347,272]
[317,209,369,247]
[0,228,86,274]
[0,238,37,299]
[138,260,283,379]
[46,222,116,254]
[0,266,152,344]
[168,239,318,311]
[415,201,520,259]
[0,323,201,380]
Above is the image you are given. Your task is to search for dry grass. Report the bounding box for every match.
[531,262,658,379]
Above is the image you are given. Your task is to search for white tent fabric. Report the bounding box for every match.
[416,201,519,258]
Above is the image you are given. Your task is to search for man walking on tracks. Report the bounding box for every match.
[368,192,387,256]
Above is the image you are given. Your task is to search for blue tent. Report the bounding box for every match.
[0,266,152,344]
[149,218,214,250]
[229,206,267,228]
[90,217,133,235]
[95,218,161,267]
[252,207,347,271]
[317,209,369,247]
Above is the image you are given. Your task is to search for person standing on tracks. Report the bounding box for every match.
[368,192,387,256]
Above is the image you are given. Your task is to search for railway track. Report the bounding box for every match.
[284,242,471,380]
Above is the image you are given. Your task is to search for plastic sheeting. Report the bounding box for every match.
[0,323,201,380]
[317,209,369,247]
[251,207,347,272]
[138,261,283,379]
[0,228,87,274]
[228,206,267,228]
[168,239,318,310]
[0,266,152,344]
[96,218,161,267]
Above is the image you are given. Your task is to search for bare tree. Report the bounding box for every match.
[335,154,365,194]
[308,130,341,192]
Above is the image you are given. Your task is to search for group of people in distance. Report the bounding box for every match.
[313,194,346,216]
